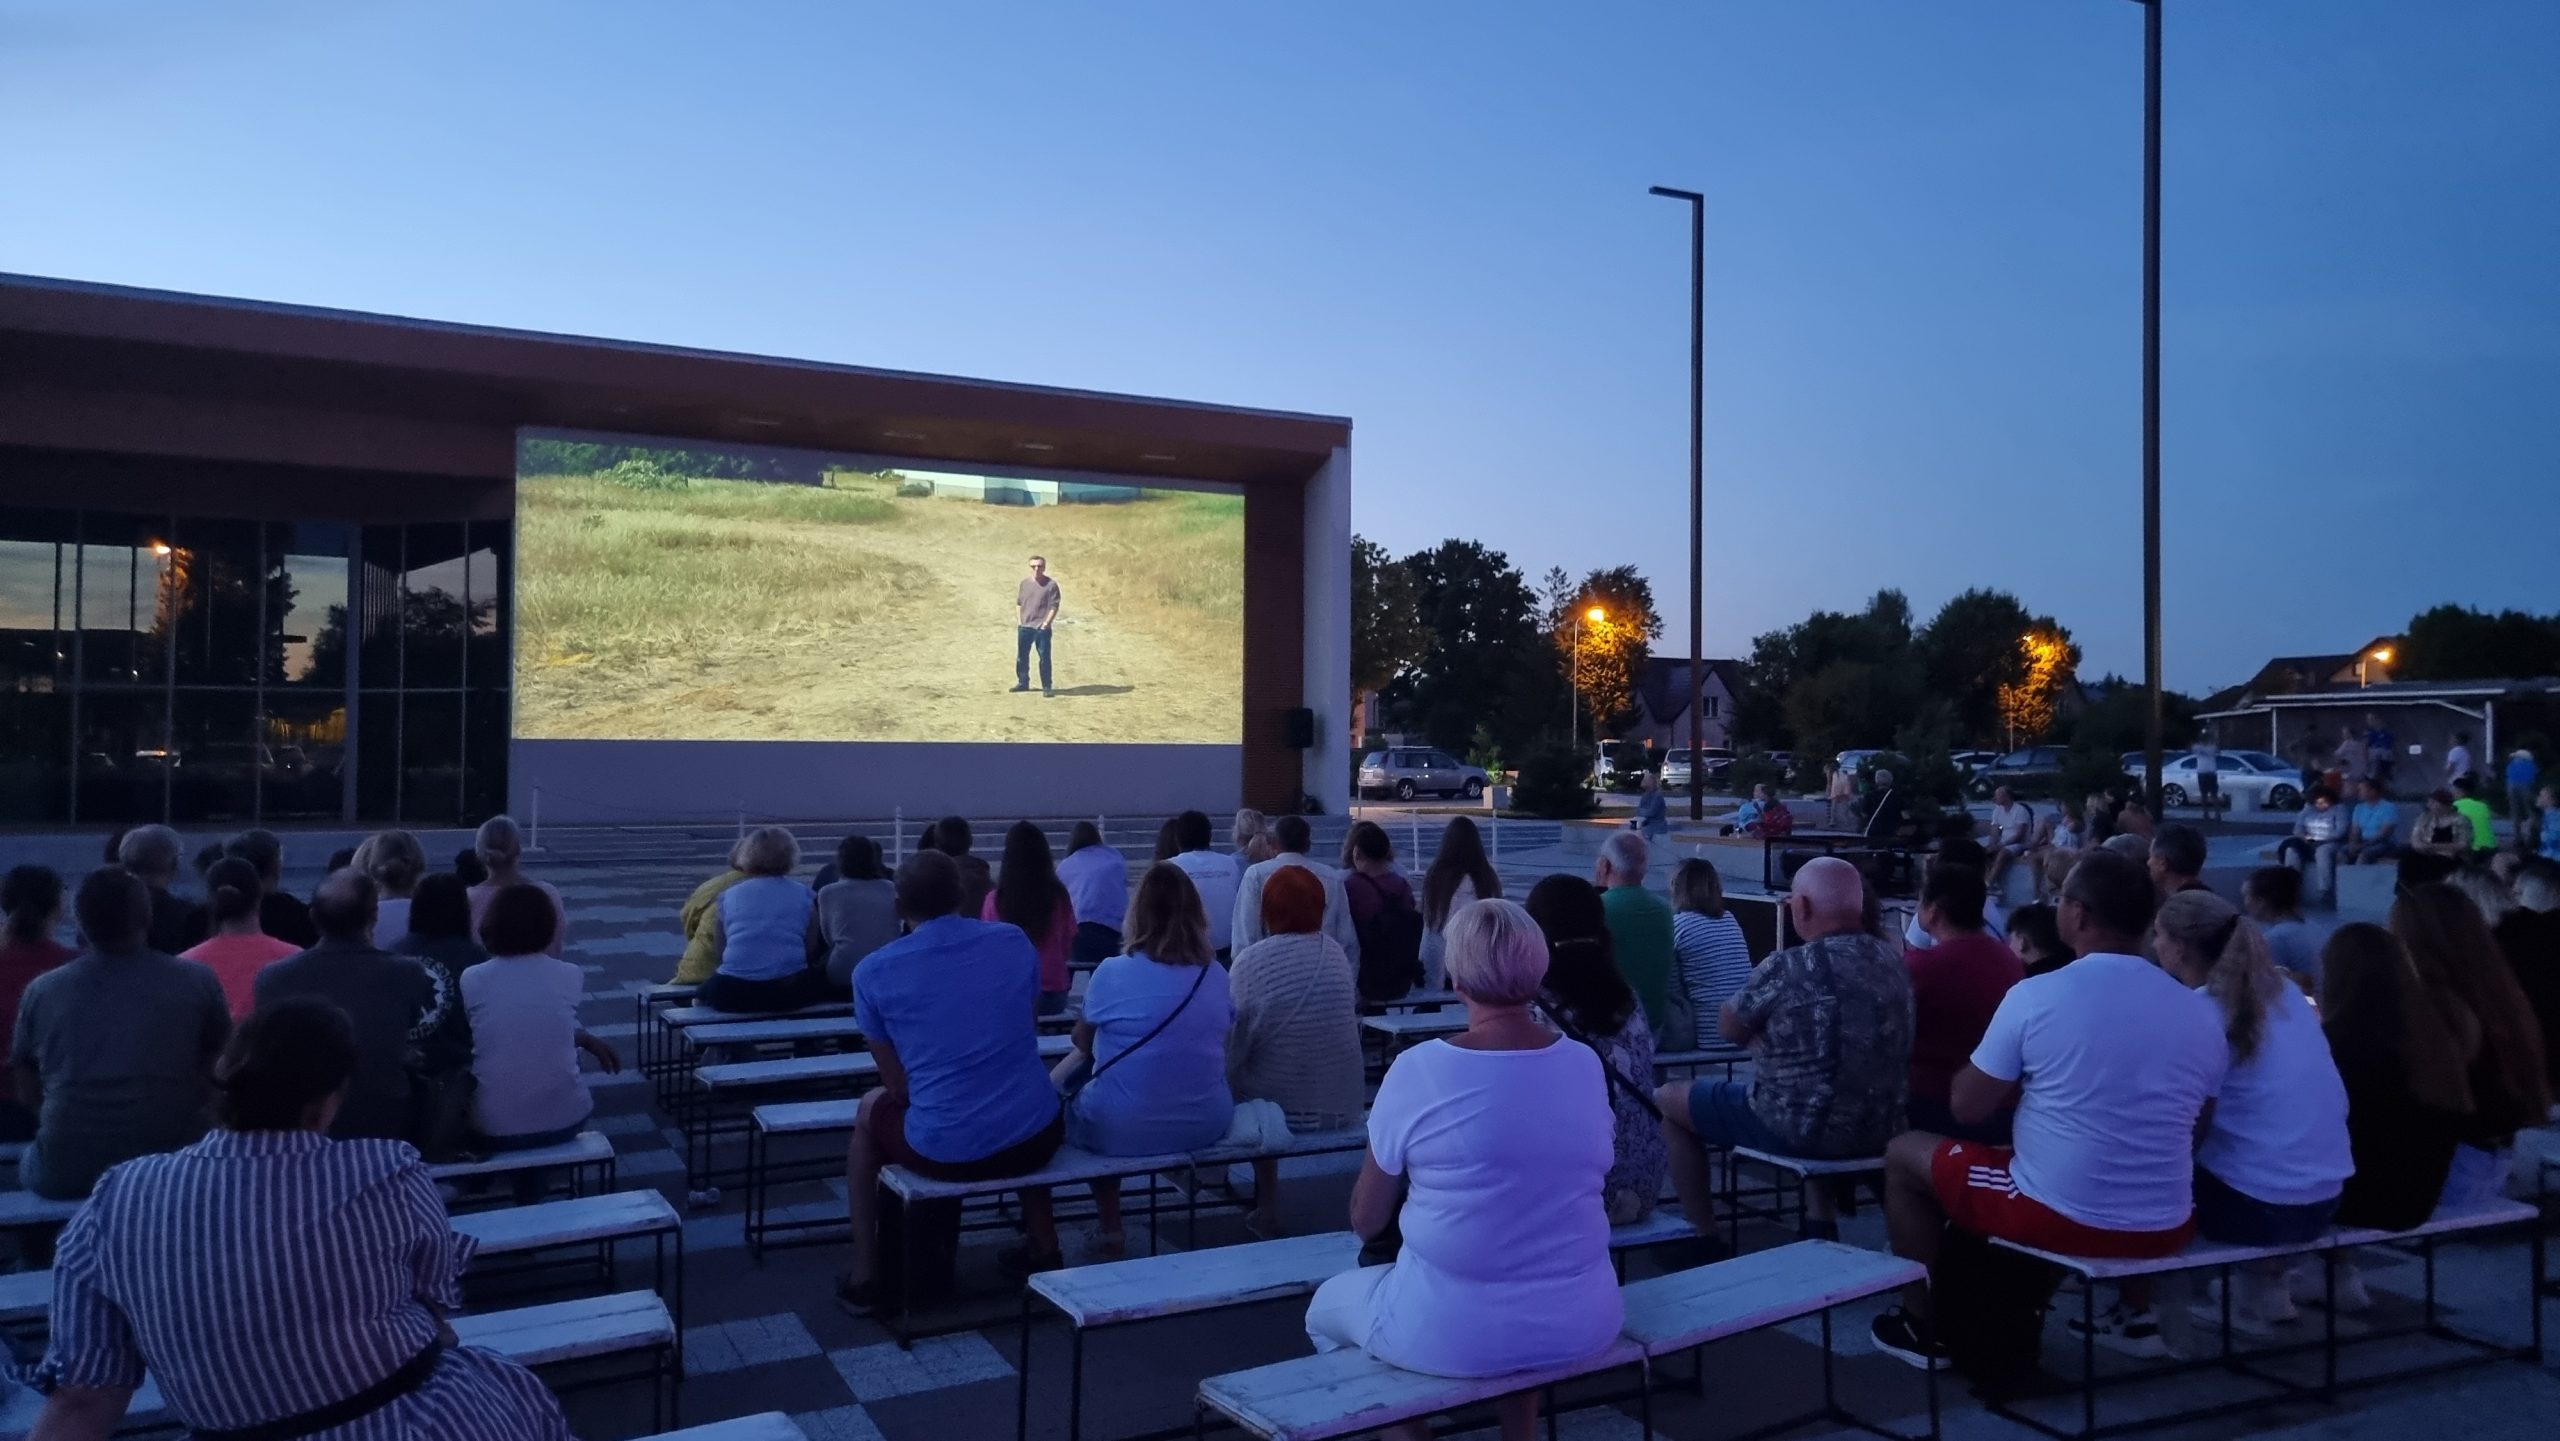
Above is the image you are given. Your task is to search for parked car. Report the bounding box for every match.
[2156,751,2304,812]
[1951,750,2001,775]
[1967,745,2071,798]
[1590,739,1622,787]
[1357,747,1489,801]
[1834,748,1885,780]
[1660,746,1734,792]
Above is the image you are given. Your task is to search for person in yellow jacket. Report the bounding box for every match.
[670,840,749,986]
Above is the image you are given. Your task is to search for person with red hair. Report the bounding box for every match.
[1227,866,1364,1235]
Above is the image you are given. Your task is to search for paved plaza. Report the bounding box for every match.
[226,832,2560,1440]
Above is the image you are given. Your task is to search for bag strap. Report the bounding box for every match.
[1087,961,1211,1087]
[1535,998,1663,1121]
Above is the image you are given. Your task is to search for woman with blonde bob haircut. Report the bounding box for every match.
[1304,898,1621,1439]
[2149,889,2351,1333]
[1059,864,1235,1257]
[700,826,826,1013]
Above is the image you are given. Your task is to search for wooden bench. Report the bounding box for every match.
[637,1415,805,1441]
[686,1014,867,1051]
[646,999,855,1097]
[452,1190,685,1324]
[0,1266,46,1328]
[1195,1335,1647,1440]
[1714,1146,1886,1253]
[0,1187,84,1237]
[1016,1212,1707,1441]
[1989,1198,2544,1441]
[1617,1239,1934,1440]
[430,1130,617,1204]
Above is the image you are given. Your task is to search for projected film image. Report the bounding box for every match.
[513,432,1243,744]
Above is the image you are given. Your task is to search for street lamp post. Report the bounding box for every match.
[1648,184,1707,820]
[2132,0,2166,813]
[1570,606,1607,752]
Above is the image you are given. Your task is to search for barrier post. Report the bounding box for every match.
[529,785,541,851]
[892,809,904,864]
[1410,812,1422,861]
[1490,817,1501,865]
[736,806,745,842]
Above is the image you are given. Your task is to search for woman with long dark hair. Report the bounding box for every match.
[983,821,1077,1015]
[819,835,899,991]
[1524,875,1664,1225]
[1420,816,1501,990]
[2391,883,2553,1207]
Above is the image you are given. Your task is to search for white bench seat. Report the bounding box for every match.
[660,1001,850,1029]
[1034,1232,1365,1327]
[882,1126,1369,1204]
[1617,1239,1923,1356]
[451,1288,675,1367]
[1654,1047,1751,1072]
[706,1033,1070,1092]
[1994,1198,2541,1280]
[754,1097,862,1136]
[1196,1337,1646,1441]
[450,1190,680,1256]
[0,1189,83,1230]
[1729,1146,1884,1179]
[429,1131,615,1183]
[687,1016,865,1049]
[1358,1013,1465,1042]
[636,1414,805,1441]
[0,1266,48,1324]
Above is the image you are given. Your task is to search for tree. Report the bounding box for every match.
[1994,625,2078,746]
[2060,673,2201,755]
[1547,564,1662,738]
[1390,540,1563,759]
[1735,589,1920,752]
[1916,589,2080,745]
[2397,605,2560,683]
[1350,536,1430,746]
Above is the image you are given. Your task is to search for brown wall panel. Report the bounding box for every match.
[1240,482,1306,810]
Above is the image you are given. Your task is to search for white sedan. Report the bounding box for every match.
[2156,751,2305,812]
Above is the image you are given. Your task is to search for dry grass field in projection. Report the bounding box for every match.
[514,470,1243,743]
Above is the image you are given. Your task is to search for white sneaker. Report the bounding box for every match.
[2288,1258,2375,1313]
[2247,1271,2300,1324]
[2187,1277,2283,1339]
[2065,1303,2177,1359]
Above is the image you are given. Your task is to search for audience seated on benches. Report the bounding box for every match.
[1056,820,1131,968]
[1668,859,1751,1041]
[2343,776,2400,866]
[1873,850,2223,1370]
[256,869,450,1144]
[1901,863,2023,1145]
[1659,856,1912,1248]
[1593,831,1674,1041]
[2497,858,2560,1095]
[467,815,565,959]
[2393,884,2552,1209]
[1228,865,1364,1236]
[838,850,1066,1315]
[817,835,899,993]
[1525,875,1665,1225]
[24,998,574,1441]
[701,827,829,1014]
[467,882,623,1160]
[671,840,749,987]
[0,865,73,1145]
[1303,897,1623,1441]
[985,821,1079,1018]
[1053,861,1236,1265]
[12,867,230,1201]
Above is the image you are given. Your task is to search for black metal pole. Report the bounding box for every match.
[1650,184,1708,821]
[2140,0,2165,811]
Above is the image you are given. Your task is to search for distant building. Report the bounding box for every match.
[892,470,1143,506]
[2196,636,2559,795]
[1617,657,1745,753]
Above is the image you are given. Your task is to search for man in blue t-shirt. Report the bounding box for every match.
[2344,777,2401,865]
[2506,748,2541,845]
[838,851,1065,1313]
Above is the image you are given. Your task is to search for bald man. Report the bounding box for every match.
[1657,856,1912,1249]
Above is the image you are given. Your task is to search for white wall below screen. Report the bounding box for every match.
[511,740,1243,825]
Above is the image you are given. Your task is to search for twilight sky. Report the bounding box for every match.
[4,0,2552,692]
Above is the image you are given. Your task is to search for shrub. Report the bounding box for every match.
[2057,745,2134,810]
[605,456,687,492]
[1512,745,1596,819]
[1728,746,1787,800]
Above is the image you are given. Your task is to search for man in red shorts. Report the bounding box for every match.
[1870,849,2227,1369]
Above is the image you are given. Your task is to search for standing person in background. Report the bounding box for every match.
[1419,816,1502,990]
[464,817,561,958]
[2333,726,2370,793]
[2191,733,2222,821]
[1168,810,1242,962]
[2445,731,2477,790]
[119,825,208,956]
[1826,762,1855,831]
[2537,788,2560,862]
[1526,876,1667,1225]
[985,821,1077,1016]
[355,829,428,951]
[253,871,445,1143]
[1232,815,1358,964]
[1633,768,1669,843]
[1232,808,1278,866]
[2505,748,2540,844]
[2364,712,2397,790]
[1227,868,1364,1236]
[1862,769,1908,842]
[181,858,300,1020]
[223,829,317,949]
[700,827,826,1014]
[818,836,900,992]
[1011,553,1061,696]
[1669,859,1752,1030]
[930,816,995,917]
[0,866,73,1143]
[1593,830,1675,1035]
[1341,821,1423,1001]
[1056,821,1130,969]
[12,869,230,1200]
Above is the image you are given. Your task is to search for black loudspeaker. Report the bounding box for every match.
[1284,708,1317,749]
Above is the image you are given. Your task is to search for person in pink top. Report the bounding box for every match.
[465,815,564,958]
[982,821,1077,1015]
[180,858,302,1020]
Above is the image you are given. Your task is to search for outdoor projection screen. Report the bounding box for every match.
[512,431,1243,744]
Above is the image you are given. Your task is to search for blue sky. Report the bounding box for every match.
[4,0,2552,692]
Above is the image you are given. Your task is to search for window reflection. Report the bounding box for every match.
[171,689,257,822]
[170,516,263,687]
[269,523,350,688]
[404,522,467,688]
[76,688,171,823]
[78,513,176,686]
[0,515,74,690]
[260,691,349,819]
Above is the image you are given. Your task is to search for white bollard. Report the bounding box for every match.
[735,806,745,842]
[1410,812,1422,860]
[892,808,904,865]
[528,785,541,851]
[1489,817,1501,865]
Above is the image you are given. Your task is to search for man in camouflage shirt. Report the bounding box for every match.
[1658,856,1913,1244]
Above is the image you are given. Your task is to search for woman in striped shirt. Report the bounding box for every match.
[1670,859,1754,1029]
[28,998,571,1441]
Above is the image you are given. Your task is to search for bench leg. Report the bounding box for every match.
[1014,1288,1033,1441]
[1069,1325,1087,1441]
[1820,1308,1836,1417]
[2079,1273,2099,1440]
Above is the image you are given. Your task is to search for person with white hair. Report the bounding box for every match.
[1657,856,1912,1248]
[1594,828,1675,1036]
[465,816,563,958]
[1303,898,1622,1439]
[118,824,207,955]
[700,827,826,1014]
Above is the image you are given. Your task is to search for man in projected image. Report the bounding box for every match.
[1013,554,1061,696]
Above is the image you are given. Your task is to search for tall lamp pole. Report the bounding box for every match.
[2133,0,2165,811]
[1649,184,1707,820]
[1569,605,1606,753]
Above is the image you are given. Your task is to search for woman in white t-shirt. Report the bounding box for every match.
[1304,898,1621,1439]
[464,883,622,1151]
[2153,890,2350,1335]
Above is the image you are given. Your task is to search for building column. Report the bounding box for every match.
[1301,444,1351,816]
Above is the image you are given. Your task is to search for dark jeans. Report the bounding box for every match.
[475,1119,588,1153]
[1016,625,1053,690]
[1071,921,1122,967]
[2194,1166,2337,1246]
[700,967,830,1014]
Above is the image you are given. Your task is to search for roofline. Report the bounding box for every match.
[0,271,1354,433]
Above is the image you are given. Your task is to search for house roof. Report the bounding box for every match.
[2195,677,2558,720]
[1636,657,1745,723]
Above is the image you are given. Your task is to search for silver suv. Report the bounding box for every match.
[1358,747,1490,801]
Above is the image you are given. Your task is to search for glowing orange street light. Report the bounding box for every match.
[1570,607,1608,751]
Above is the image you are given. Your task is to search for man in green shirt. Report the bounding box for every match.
[1596,829,1677,1034]
[2452,776,2499,852]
